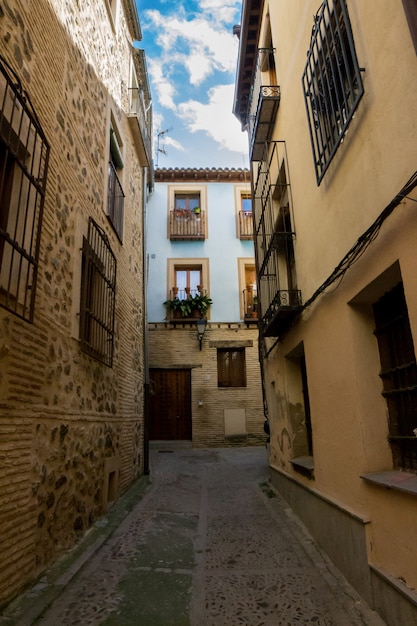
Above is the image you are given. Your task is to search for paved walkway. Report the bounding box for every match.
[2,447,386,626]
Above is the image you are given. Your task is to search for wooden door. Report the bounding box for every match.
[149,369,192,440]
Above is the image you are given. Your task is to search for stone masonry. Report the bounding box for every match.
[148,322,265,447]
[0,0,149,606]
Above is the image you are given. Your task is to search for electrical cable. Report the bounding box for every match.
[263,171,417,358]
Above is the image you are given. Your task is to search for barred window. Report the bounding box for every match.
[302,0,364,185]
[108,121,124,242]
[79,218,116,367]
[0,56,50,321]
[373,283,417,471]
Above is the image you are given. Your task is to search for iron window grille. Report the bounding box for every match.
[79,217,116,367]
[373,283,417,471]
[302,0,364,185]
[0,55,50,322]
[107,160,124,242]
[108,124,125,242]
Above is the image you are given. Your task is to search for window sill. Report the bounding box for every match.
[290,456,314,480]
[361,470,417,496]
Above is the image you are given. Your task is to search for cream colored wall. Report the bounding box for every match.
[269,0,417,297]
[263,0,417,595]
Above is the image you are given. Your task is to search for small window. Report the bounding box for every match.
[174,265,202,298]
[0,56,50,322]
[238,191,253,239]
[217,348,246,387]
[167,258,209,301]
[108,118,124,242]
[174,192,200,212]
[241,193,252,213]
[302,0,364,184]
[169,190,206,240]
[79,218,116,367]
[373,282,417,471]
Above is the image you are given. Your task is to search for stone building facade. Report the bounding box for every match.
[233,1,417,624]
[146,168,265,447]
[0,0,152,605]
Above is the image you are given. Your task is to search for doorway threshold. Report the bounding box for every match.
[149,440,193,451]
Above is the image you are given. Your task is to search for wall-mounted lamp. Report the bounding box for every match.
[196,319,207,350]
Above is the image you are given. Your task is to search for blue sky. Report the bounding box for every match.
[136,0,249,169]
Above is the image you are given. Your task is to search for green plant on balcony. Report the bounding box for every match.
[164,291,212,319]
[163,297,192,319]
[190,293,213,317]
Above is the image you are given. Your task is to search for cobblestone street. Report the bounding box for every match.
[2,447,386,626]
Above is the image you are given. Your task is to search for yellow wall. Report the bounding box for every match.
[261,0,417,597]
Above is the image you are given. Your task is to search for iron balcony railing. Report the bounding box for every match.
[239,210,253,239]
[169,209,206,240]
[128,87,152,167]
[243,287,258,320]
[107,161,124,242]
[260,286,302,338]
[251,140,302,337]
[247,49,281,162]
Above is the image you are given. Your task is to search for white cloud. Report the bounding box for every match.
[177,83,247,154]
[143,9,238,86]
[199,0,241,24]
[141,1,246,164]
[147,57,177,110]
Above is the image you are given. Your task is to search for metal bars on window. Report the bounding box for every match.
[302,0,364,185]
[107,161,124,242]
[373,283,417,471]
[0,55,50,321]
[80,218,116,367]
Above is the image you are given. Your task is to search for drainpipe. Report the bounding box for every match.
[142,166,151,475]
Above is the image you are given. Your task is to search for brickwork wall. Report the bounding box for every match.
[148,323,265,447]
[0,0,146,605]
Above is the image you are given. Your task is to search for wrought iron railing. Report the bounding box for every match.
[243,287,258,319]
[247,48,281,161]
[128,87,152,166]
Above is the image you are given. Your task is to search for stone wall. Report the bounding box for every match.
[148,322,265,447]
[0,0,147,606]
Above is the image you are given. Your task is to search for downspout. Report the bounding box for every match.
[142,167,151,475]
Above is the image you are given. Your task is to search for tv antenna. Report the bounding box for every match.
[156,128,170,167]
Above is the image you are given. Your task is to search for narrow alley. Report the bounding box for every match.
[3,448,385,626]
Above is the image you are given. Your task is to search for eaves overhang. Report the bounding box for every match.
[233,0,264,128]
[122,0,142,41]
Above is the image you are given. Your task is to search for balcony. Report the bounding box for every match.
[169,209,206,240]
[243,287,258,321]
[249,85,281,162]
[239,210,254,239]
[262,289,302,337]
[164,287,212,322]
[128,87,152,167]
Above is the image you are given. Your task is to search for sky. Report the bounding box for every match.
[136,0,249,169]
